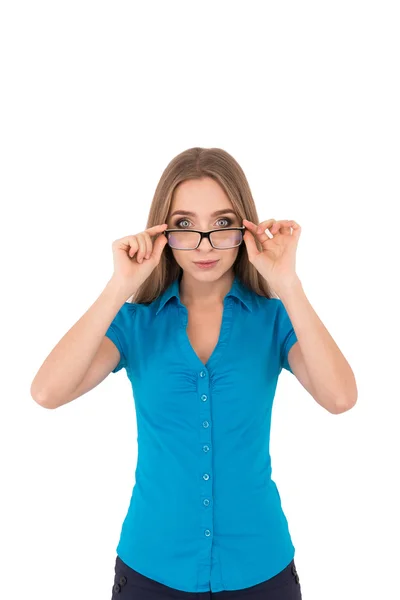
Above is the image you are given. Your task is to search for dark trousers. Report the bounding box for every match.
[111,555,302,599]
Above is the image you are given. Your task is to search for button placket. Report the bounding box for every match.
[175,298,235,589]
[199,368,213,546]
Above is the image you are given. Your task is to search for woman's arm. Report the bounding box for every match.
[30,278,132,408]
[280,278,358,414]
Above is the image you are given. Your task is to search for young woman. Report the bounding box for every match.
[31,147,357,599]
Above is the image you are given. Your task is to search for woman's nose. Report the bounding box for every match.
[198,235,213,249]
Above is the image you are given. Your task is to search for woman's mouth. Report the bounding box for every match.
[193,260,219,269]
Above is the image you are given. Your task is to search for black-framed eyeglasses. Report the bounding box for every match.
[163,226,246,250]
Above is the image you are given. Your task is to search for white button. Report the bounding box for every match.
[203,445,210,452]
[201,394,208,401]
[203,420,209,428]
[205,529,211,536]
[200,371,206,378]
[203,473,210,480]
[203,499,210,506]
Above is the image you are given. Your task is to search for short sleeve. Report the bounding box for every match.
[105,302,136,373]
[276,299,298,374]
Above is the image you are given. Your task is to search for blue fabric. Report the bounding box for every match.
[105,273,299,593]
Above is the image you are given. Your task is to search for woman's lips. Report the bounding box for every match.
[193,260,219,268]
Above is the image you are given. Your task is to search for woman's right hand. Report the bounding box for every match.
[110,223,170,299]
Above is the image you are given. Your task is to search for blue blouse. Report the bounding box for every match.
[105,273,298,592]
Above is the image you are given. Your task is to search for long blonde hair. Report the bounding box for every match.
[130,147,277,304]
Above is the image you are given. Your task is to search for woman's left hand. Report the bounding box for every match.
[242,218,301,295]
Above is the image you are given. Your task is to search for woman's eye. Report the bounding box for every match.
[216,218,232,227]
[176,219,191,228]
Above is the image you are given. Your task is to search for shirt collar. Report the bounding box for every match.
[155,274,253,315]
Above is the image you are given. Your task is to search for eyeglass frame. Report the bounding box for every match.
[163,225,246,250]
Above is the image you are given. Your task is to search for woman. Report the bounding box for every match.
[31,147,357,599]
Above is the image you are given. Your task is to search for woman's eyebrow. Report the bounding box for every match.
[169,209,238,218]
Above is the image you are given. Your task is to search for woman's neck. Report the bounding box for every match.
[179,271,234,310]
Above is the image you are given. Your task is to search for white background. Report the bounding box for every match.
[1,1,399,599]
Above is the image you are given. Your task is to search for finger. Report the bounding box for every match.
[244,219,276,244]
[256,219,276,233]
[259,222,278,241]
[286,220,302,238]
[284,220,301,230]
[151,229,169,262]
[145,223,169,235]
[242,229,260,262]
[135,233,148,263]
[273,220,298,235]
[262,220,285,235]
[271,221,289,235]
[243,219,257,228]
[128,237,139,258]
[244,219,275,242]
[142,232,153,258]
[243,218,275,233]
[115,236,139,257]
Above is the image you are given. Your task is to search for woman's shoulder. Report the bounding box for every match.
[252,293,281,309]
[117,301,138,315]
[117,300,155,318]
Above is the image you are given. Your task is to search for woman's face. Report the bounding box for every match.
[166,177,242,280]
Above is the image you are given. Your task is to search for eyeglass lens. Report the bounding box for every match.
[167,229,243,249]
